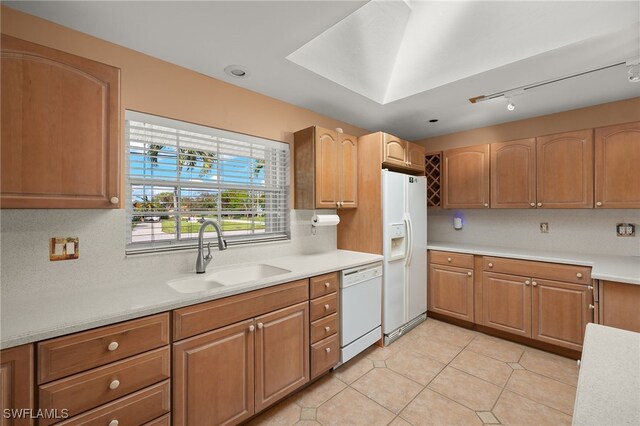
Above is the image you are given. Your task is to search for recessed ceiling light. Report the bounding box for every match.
[428,119,439,123]
[224,65,249,78]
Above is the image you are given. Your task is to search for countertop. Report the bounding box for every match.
[572,323,640,425]
[0,250,383,349]
[427,242,640,285]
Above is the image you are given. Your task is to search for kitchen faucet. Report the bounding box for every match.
[196,220,227,273]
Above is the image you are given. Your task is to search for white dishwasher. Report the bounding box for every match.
[340,262,383,365]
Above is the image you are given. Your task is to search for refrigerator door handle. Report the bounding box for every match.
[404,215,413,267]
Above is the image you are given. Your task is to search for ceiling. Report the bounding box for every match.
[6,1,640,140]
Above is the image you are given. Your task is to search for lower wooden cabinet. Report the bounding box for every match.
[428,264,474,322]
[0,344,34,426]
[482,272,531,338]
[599,281,640,332]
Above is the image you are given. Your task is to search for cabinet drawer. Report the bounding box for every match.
[310,272,339,299]
[310,292,338,321]
[430,251,474,269]
[55,380,170,426]
[38,313,169,384]
[144,414,170,426]
[310,313,338,344]
[310,334,339,379]
[174,279,309,341]
[39,347,170,423]
[483,257,591,284]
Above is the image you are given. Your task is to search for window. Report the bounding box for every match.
[125,111,290,254]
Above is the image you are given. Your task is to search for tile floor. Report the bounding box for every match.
[247,319,579,426]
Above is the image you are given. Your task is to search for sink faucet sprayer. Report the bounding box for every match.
[196,220,227,274]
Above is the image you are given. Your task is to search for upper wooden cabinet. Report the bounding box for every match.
[594,122,640,208]
[294,126,357,209]
[536,130,594,209]
[381,133,425,173]
[0,344,34,426]
[1,35,121,209]
[490,139,536,208]
[442,144,490,208]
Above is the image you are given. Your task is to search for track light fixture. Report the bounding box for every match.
[628,60,640,83]
[506,99,516,111]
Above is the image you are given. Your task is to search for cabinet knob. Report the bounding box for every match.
[257,322,264,329]
[576,273,583,278]
[107,341,119,352]
[532,281,538,287]
[325,347,331,353]
[588,285,594,290]
[530,202,535,207]
[109,421,119,426]
[537,202,542,207]
[447,257,452,262]
[336,202,340,207]
[484,203,489,207]
[249,325,255,332]
[525,280,530,286]
[589,304,595,310]
[109,379,120,390]
[324,304,330,311]
[488,263,493,268]
[110,197,119,205]
[596,201,603,207]
[325,282,331,288]
[325,326,331,333]
[467,272,472,277]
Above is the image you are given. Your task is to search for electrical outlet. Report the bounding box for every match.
[540,222,549,233]
[50,237,79,261]
[616,223,636,237]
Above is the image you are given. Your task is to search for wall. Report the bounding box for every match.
[0,6,355,298]
[416,97,640,152]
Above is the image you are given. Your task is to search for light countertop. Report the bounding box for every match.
[0,250,382,349]
[572,323,640,425]
[427,242,640,285]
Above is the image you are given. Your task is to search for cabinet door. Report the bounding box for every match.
[600,281,640,332]
[338,133,358,208]
[491,139,536,208]
[482,272,531,338]
[443,144,490,208]
[255,302,309,412]
[173,319,254,426]
[407,142,426,173]
[382,133,407,167]
[0,345,34,426]
[314,127,339,209]
[595,122,640,208]
[428,264,474,322]
[1,35,120,209]
[532,279,592,351]
[536,130,594,208]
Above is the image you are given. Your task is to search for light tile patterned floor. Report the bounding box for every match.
[247,319,579,426]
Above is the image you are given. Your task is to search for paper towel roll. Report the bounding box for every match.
[312,214,340,227]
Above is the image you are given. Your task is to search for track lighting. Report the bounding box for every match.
[628,63,640,83]
[507,100,516,111]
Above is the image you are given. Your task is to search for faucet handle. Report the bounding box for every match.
[222,239,228,250]
[205,242,212,260]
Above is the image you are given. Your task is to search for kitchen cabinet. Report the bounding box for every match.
[482,272,532,338]
[594,122,640,208]
[442,144,490,208]
[172,280,310,426]
[598,281,640,332]
[490,138,536,208]
[294,126,358,209]
[381,133,425,173]
[0,344,34,426]
[428,251,475,322]
[309,272,340,379]
[1,34,121,209]
[536,130,594,208]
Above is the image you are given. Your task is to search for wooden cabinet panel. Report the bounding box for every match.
[39,347,169,423]
[56,380,170,426]
[428,264,474,322]
[173,280,308,341]
[310,293,338,321]
[255,302,309,412]
[382,133,407,167]
[536,130,594,208]
[0,344,34,426]
[443,144,490,208]
[310,314,339,344]
[339,133,358,208]
[173,319,255,426]
[491,139,536,208]
[143,414,171,426]
[407,142,426,173]
[310,334,339,380]
[595,122,640,208]
[430,250,474,269]
[315,127,339,208]
[532,279,592,351]
[310,272,339,299]
[600,281,640,332]
[483,257,591,285]
[38,313,169,384]
[1,35,120,209]
[482,272,531,337]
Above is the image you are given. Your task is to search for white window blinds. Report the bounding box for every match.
[125,111,290,254]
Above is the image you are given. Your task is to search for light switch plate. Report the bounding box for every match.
[540,222,549,233]
[50,237,79,261]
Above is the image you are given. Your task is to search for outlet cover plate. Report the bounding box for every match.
[50,237,79,261]
[540,222,549,233]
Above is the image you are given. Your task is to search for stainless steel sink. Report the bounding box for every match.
[167,263,291,294]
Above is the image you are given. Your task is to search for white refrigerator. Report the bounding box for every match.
[382,169,427,345]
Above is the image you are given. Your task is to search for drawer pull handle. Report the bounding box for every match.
[589,304,595,310]
[325,347,331,353]
[488,263,493,268]
[325,282,331,288]
[249,325,255,332]
[530,202,535,207]
[588,285,594,290]
[110,197,119,205]
[525,280,531,286]
[537,202,543,207]
[324,304,330,311]
[109,379,120,390]
[325,326,331,332]
[467,272,472,277]
[484,203,489,208]
[257,322,264,329]
[596,201,603,207]
[576,273,583,278]
[107,342,119,352]
[109,421,119,426]
[447,257,452,262]
[532,281,538,287]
